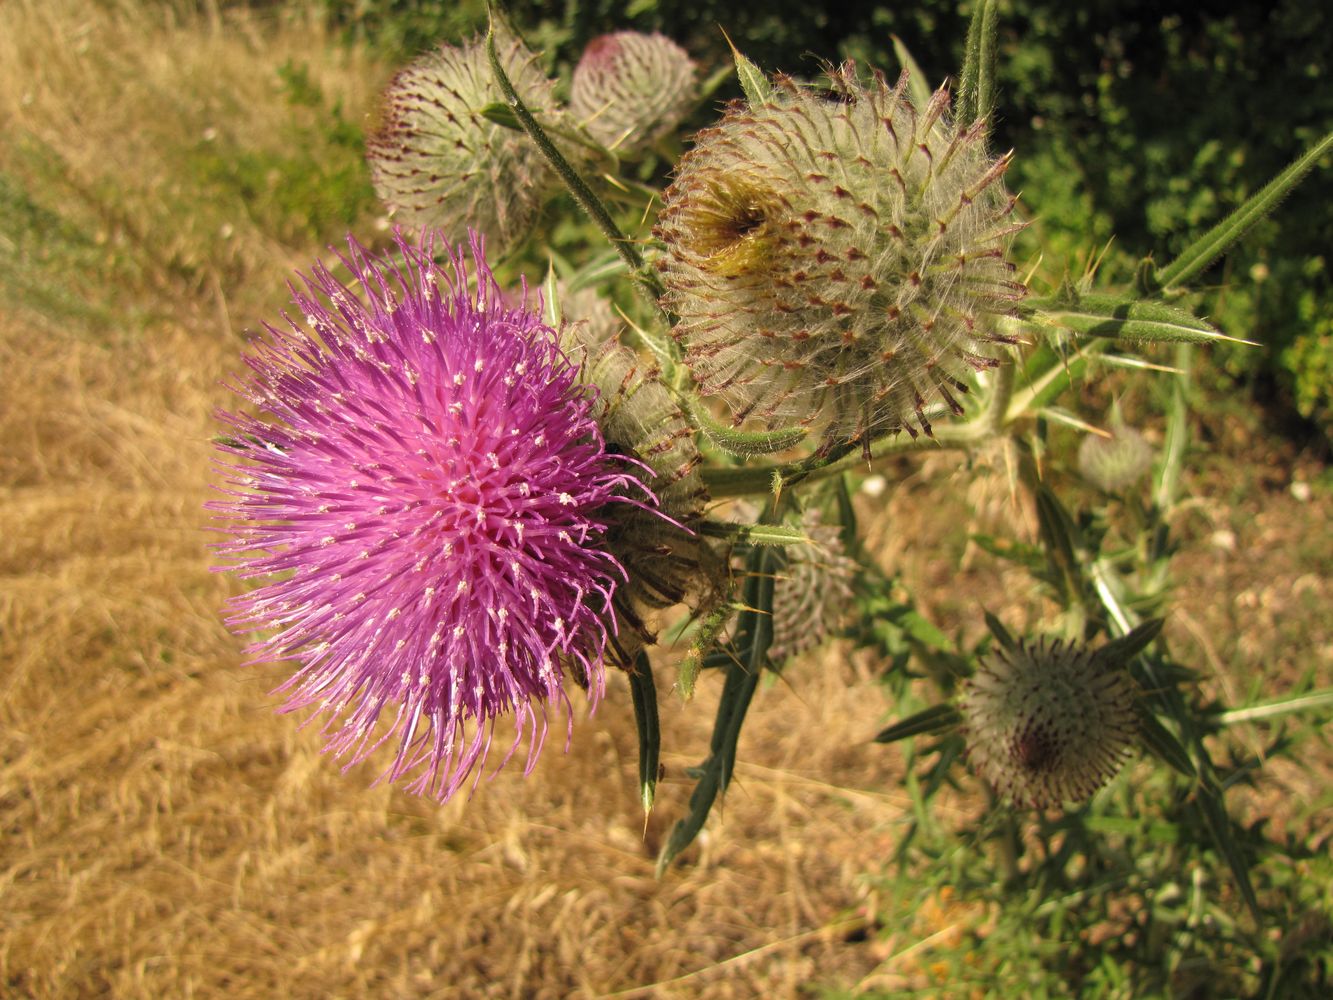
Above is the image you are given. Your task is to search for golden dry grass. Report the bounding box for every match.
[0,4,937,995]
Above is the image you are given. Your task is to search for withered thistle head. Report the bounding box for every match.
[960,637,1139,809]
[570,31,698,154]
[368,28,576,249]
[558,291,725,660]
[655,63,1027,449]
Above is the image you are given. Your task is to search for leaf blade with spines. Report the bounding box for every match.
[1156,129,1333,290]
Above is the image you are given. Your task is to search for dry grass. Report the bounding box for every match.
[0,5,924,996]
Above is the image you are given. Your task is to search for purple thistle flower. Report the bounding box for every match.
[211,230,646,801]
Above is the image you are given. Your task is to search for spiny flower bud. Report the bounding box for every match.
[655,63,1027,449]
[769,508,858,661]
[558,291,725,659]
[960,637,1138,809]
[1078,418,1154,493]
[368,28,577,248]
[570,32,698,154]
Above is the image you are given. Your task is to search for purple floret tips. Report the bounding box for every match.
[210,229,646,801]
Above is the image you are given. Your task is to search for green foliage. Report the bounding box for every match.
[185,60,376,246]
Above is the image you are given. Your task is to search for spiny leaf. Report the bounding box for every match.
[1158,129,1333,290]
[627,651,661,816]
[874,703,962,744]
[1031,294,1254,346]
[1136,703,1196,778]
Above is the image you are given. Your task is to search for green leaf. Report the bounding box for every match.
[1195,779,1261,921]
[983,610,1017,651]
[1157,129,1333,290]
[1031,293,1252,346]
[890,35,933,111]
[1136,703,1196,778]
[722,28,772,108]
[1217,687,1333,726]
[1093,618,1164,669]
[874,703,962,744]
[627,651,661,816]
[477,100,521,130]
[658,545,777,875]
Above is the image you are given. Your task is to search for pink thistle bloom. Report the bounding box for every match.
[211,231,647,801]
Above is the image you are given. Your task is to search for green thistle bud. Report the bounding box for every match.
[1078,417,1154,494]
[769,509,858,661]
[559,292,726,659]
[571,32,698,155]
[960,637,1138,808]
[655,63,1026,449]
[367,28,576,248]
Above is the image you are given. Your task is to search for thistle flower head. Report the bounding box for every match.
[558,290,725,657]
[769,508,858,661]
[1078,418,1154,493]
[960,637,1138,808]
[211,230,645,801]
[655,63,1027,449]
[570,32,698,154]
[367,28,575,249]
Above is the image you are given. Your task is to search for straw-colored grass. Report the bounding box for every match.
[0,4,929,995]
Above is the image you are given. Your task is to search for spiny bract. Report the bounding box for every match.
[655,62,1027,450]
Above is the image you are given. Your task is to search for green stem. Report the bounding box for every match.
[701,419,992,498]
[484,12,673,339]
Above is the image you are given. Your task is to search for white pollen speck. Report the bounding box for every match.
[358,550,370,560]
[442,542,453,556]
[497,608,508,622]
[453,624,465,638]
[558,493,574,505]
[453,372,465,387]
[534,434,545,447]
[486,452,500,469]
[514,362,526,375]
[419,674,429,686]
[305,314,318,327]
[498,640,508,656]
[558,530,571,543]
[395,639,406,650]
[424,586,436,599]
[344,521,356,530]
[421,327,435,344]
[319,536,336,546]
[518,483,531,497]
[401,671,412,685]
[447,402,463,417]
[456,579,469,593]
[387,608,400,620]
[473,358,484,373]
[354,592,367,603]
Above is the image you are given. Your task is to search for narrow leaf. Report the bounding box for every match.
[627,651,661,816]
[478,101,521,130]
[1217,688,1333,726]
[890,35,933,111]
[1093,618,1164,669]
[983,610,1017,651]
[1195,780,1261,921]
[1136,703,1196,778]
[1158,129,1333,290]
[1032,294,1252,345]
[874,703,962,744]
[698,520,811,547]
